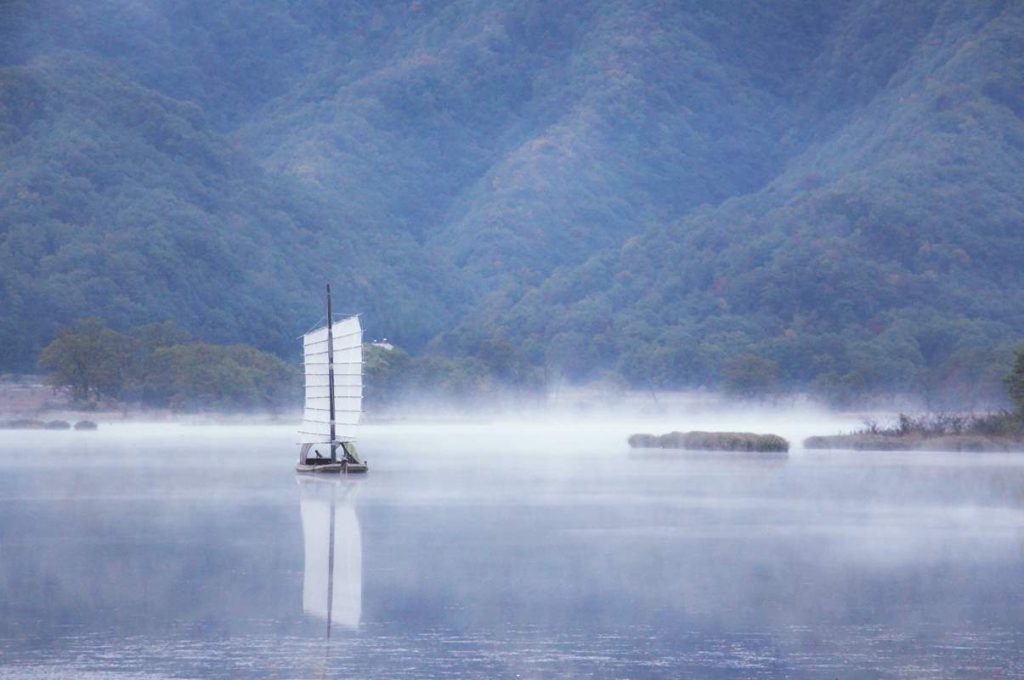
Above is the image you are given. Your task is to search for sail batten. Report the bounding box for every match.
[300,315,362,445]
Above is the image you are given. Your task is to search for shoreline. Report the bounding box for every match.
[804,433,1024,453]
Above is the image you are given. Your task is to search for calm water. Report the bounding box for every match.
[1,417,1023,678]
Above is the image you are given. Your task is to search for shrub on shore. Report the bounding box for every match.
[1,419,46,429]
[862,411,1023,439]
[629,430,789,453]
[0,418,98,431]
[804,411,1024,451]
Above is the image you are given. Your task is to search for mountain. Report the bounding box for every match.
[0,19,465,366]
[1,0,1022,404]
[479,0,1024,404]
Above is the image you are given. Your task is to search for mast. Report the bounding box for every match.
[326,284,337,462]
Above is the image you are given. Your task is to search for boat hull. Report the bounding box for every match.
[295,461,368,474]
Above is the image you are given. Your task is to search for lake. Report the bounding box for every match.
[1,413,1023,678]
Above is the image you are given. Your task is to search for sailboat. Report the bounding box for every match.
[296,284,368,474]
[297,475,362,634]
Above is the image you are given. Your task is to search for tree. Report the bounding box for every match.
[128,320,192,351]
[146,342,297,411]
[722,354,779,400]
[1004,344,1024,416]
[476,339,542,390]
[363,343,411,406]
[38,318,135,403]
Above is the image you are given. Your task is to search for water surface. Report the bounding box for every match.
[1,417,1023,678]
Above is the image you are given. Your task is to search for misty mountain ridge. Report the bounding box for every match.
[1,0,1022,404]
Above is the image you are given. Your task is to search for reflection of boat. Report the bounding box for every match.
[296,284,367,474]
[298,476,362,634]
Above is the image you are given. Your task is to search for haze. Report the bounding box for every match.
[3,414,1024,677]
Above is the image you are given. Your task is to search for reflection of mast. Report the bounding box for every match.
[298,477,362,634]
[326,483,336,638]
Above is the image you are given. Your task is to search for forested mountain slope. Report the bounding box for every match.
[485,1,1024,404]
[0,52,463,367]
[1,0,1022,404]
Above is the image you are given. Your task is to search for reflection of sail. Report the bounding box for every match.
[298,477,362,632]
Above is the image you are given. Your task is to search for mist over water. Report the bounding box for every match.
[1,408,1023,678]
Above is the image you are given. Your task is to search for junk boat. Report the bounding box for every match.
[296,284,368,474]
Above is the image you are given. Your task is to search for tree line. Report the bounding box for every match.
[39,318,297,411]
[362,340,543,411]
[37,314,1024,417]
[37,318,545,413]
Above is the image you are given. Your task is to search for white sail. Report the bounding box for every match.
[299,479,362,629]
[299,315,362,444]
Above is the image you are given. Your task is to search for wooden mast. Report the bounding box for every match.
[326,284,337,462]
